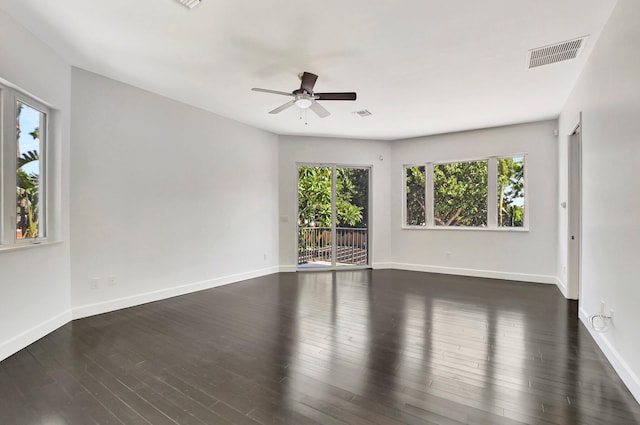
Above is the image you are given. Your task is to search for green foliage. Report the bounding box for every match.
[434,161,488,226]
[347,168,369,227]
[16,147,41,239]
[406,166,426,225]
[497,157,525,227]
[297,166,364,228]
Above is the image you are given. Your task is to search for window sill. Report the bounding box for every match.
[0,239,63,253]
[401,226,529,232]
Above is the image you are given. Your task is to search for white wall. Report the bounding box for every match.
[278,136,392,269]
[70,68,280,317]
[390,121,559,283]
[558,0,640,402]
[0,9,72,360]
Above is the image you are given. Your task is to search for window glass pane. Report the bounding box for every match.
[497,156,525,227]
[16,101,44,239]
[434,160,488,227]
[405,166,426,226]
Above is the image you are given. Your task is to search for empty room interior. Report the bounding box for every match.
[1,0,639,424]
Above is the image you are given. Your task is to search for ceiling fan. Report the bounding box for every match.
[252,72,356,118]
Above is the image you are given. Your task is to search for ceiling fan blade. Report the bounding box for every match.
[309,101,330,118]
[315,92,357,101]
[300,72,318,93]
[269,100,296,114]
[252,88,293,97]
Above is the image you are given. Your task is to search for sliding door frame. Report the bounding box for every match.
[296,162,372,271]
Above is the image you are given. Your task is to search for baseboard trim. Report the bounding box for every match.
[386,262,557,284]
[72,266,280,320]
[556,276,569,298]
[372,262,394,270]
[0,309,72,362]
[579,307,640,403]
[279,265,297,273]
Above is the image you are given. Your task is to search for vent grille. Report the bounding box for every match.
[177,0,201,9]
[528,36,588,68]
[353,109,372,117]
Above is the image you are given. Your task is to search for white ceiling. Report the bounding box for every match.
[0,0,618,140]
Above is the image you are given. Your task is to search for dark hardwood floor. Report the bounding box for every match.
[1,270,639,425]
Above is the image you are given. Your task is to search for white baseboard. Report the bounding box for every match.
[281,262,555,284]
[279,265,297,273]
[579,307,640,403]
[72,266,280,320]
[555,276,569,298]
[0,309,72,362]
[385,262,557,284]
[372,262,394,270]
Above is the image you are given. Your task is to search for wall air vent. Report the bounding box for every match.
[353,109,372,117]
[528,36,588,68]
[177,0,201,9]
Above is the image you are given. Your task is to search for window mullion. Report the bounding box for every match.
[487,157,498,228]
[426,163,434,226]
[1,89,15,245]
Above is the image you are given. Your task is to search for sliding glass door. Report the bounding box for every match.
[297,165,369,269]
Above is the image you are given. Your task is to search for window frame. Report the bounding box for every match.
[403,164,427,228]
[1,82,50,247]
[402,154,528,231]
[496,155,528,229]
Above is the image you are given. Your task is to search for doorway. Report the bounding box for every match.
[297,165,370,269]
[567,123,582,299]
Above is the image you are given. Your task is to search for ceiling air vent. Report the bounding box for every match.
[353,109,372,117]
[177,0,201,9]
[528,36,588,68]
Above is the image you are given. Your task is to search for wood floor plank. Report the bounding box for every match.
[2,270,640,424]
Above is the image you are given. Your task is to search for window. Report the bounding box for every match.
[497,156,525,228]
[434,160,488,227]
[405,165,426,226]
[1,83,49,245]
[403,155,527,230]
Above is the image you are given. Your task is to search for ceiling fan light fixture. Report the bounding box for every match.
[177,0,202,9]
[294,96,313,109]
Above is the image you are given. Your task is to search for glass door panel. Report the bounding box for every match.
[297,166,333,268]
[336,167,369,267]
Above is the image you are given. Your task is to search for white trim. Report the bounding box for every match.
[0,239,63,253]
[279,265,297,273]
[579,307,640,404]
[72,266,279,320]
[400,225,529,232]
[1,83,52,246]
[426,163,434,225]
[295,163,372,271]
[555,276,570,299]
[372,262,394,270]
[384,262,556,284]
[488,157,498,228]
[0,309,72,362]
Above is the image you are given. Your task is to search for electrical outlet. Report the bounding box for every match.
[264,253,268,261]
[90,277,99,290]
[108,276,116,286]
[445,252,452,259]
